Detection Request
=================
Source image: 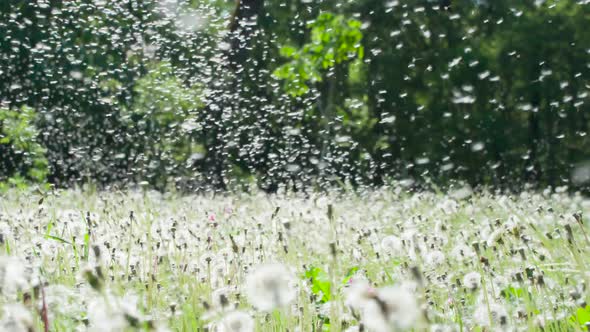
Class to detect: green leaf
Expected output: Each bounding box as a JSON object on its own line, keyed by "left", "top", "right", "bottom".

{"left": 45, "top": 220, "right": 54, "bottom": 237}
{"left": 305, "top": 267, "right": 332, "bottom": 303}
{"left": 572, "top": 306, "right": 590, "bottom": 326}
{"left": 501, "top": 286, "right": 524, "bottom": 301}
{"left": 45, "top": 235, "right": 72, "bottom": 245}
{"left": 279, "top": 46, "right": 297, "bottom": 58}
{"left": 342, "top": 266, "right": 359, "bottom": 285}
{"left": 83, "top": 233, "right": 90, "bottom": 261}
{"left": 274, "top": 12, "right": 363, "bottom": 98}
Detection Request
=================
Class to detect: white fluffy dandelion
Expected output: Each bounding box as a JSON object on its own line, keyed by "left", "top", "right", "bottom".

{"left": 245, "top": 263, "right": 296, "bottom": 311}
{"left": 0, "top": 304, "right": 34, "bottom": 332}
{"left": 344, "top": 278, "right": 374, "bottom": 312}
{"left": 450, "top": 244, "right": 475, "bottom": 262}
{"left": 217, "top": 311, "right": 254, "bottom": 332}
{"left": 473, "top": 302, "right": 509, "bottom": 327}
{"left": 0, "top": 256, "right": 28, "bottom": 293}
{"left": 87, "top": 293, "right": 143, "bottom": 332}
{"left": 362, "top": 285, "right": 419, "bottom": 332}
{"left": 425, "top": 250, "right": 446, "bottom": 267}
{"left": 462, "top": 272, "right": 482, "bottom": 291}
{"left": 380, "top": 235, "right": 404, "bottom": 255}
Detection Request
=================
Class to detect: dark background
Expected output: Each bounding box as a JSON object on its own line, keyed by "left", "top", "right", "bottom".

{"left": 1, "top": 0, "right": 589, "bottom": 192}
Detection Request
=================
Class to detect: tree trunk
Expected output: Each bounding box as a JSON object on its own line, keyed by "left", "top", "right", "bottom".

{"left": 202, "top": 0, "right": 264, "bottom": 190}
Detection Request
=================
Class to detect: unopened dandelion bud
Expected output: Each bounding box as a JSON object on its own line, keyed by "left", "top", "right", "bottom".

{"left": 574, "top": 211, "right": 583, "bottom": 224}
{"left": 330, "top": 242, "right": 337, "bottom": 257}
{"left": 83, "top": 267, "right": 103, "bottom": 291}
{"left": 219, "top": 293, "right": 229, "bottom": 308}
{"left": 124, "top": 313, "right": 140, "bottom": 327}
{"left": 472, "top": 242, "right": 480, "bottom": 254}
{"left": 564, "top": 224, "right": 574, "bottom": 244}
{"left": 229, "top": 234, "right": 239, "bottom": 254}
{"left": 202, "top": 300, "right": 210, "bottom": 311}
{"left": 92, "top": 245, "right": 101, "bottom": 259}
{"left": 411, "top": 266, "right": 424, "bottom": 286}
{"left": 22, "top": 292, "right": 32, "bottom": 306}
{"left": 282, "top": 221, "right": 291, "bottom": 230}
{"left": 479, "top": 256, "right": 489, "bottom": 267}
{"left": 570, "top": 289, "right": 581, "bottom": 300}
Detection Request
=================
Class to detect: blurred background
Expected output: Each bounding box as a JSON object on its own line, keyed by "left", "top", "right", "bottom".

{"left": 1, "top": 0, "right": 589, "bottom": 192}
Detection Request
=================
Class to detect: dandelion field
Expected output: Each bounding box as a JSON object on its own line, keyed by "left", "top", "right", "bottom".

{"left": 0, "top": 188, "right": 589, "bottom": 332}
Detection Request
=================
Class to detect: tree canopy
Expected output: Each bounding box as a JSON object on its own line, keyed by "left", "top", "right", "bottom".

{"left": 1, "top": 0, "right": 589, "bottom": 192}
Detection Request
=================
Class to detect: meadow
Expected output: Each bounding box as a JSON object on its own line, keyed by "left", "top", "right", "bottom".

{"left": 0, "top": 187, "right": 589, "bottom": 331}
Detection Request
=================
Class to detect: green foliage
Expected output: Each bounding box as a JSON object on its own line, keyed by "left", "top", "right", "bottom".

{"left": 124, "top": 61, "right": 205, "bottom": 189}
{"left": 571, "top": 306, "right": 590, "bottom": 328}
{"left": 0, "top": 106, "right": 48, "bottom": 188}
{"left": 304, "top": 266, "right": 358, "bottom": 304}
{"left": 2, "top": 0, "right": 590, "bottom": 191}
{"left": 500, "top": 286, "right": 525, "bottom": 302}
{"left": 305, "top": 267, "right": 332, "bottom": 303}
{"left": 129, "top": 62, "right": 203, "bottom": 127}
{"left": 274, "top": 12, "right": 364, "bottom": 97}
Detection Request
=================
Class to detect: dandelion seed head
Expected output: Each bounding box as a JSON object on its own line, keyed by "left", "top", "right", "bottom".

{"left": 473, "top": 302, "right": 508, "bottom": 327}
{"left": 450, "top": 243, "right": 475, "bottom": 261}
{"left": 380, "top": 235, "right": 403, "bottom": 255}
{"left": 344, "top": 277, "right": 374, "bottom": 311}
{"left": 362, "top": 285, "right": 419, "bottom": 332}
{"left": 87, "top": 293, "right": 142, "bottom": 332}
{"left": 463, "top": 272, "right": 482, "bottom": 291}
{"left": 217, "top": 311, "right": 254, "bottom": 332}
{"left": 0, "top": 256, "right": 29, "bottom": 294}
{"left": 245, "top": 263, "right": 296, "bottom": 311}
{"left": 0, "top": 304, "right": 33, "bottom": 332}
{"left": 425, "top": 250, "right": 446, "bottom": 267}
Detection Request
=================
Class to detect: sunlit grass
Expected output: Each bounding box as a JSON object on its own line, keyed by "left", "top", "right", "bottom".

{"left": 0, "top": 187, "right": 588, "bottom": 331}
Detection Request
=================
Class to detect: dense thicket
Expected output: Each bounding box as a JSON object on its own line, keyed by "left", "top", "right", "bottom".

{"left": 1, "top": 0, "right": 589, "bottom": 192}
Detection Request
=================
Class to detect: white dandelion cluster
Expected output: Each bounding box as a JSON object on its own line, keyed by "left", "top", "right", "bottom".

{"left": 0, "top": 188, "right": 585, "bottom": 331}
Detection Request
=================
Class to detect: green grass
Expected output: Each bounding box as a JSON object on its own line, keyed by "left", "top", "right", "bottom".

{"left": 0, "top": 187, "right": 588, "bottom": 331}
